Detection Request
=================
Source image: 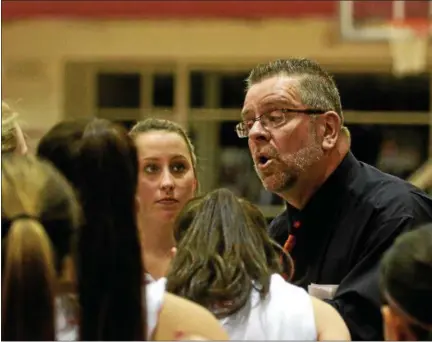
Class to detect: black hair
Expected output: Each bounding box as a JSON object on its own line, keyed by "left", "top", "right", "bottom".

{"left": 380, "top": 224, "right": 432, "bottom": 341}
{"left": 37, "top": 118, "right": 146, "bottom": 340}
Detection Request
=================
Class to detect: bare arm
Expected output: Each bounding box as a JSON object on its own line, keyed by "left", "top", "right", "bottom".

{"left": 153, "top": 293, "right": 229, "bottom": 341}
{"left": 311, "top": 296, "right": 351, "bottom": 341}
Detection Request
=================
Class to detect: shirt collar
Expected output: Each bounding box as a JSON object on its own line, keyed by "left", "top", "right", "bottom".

{"left": 286, "top": 151, "right": 359, "bottom": 221}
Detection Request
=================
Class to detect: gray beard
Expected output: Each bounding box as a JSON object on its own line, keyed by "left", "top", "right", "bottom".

{"left": 254, "top": 140, "right": 324, "bottom": 194}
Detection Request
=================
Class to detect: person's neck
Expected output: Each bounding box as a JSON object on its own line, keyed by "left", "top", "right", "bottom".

{"left": 138, "top": 217, "right": 176, "bottom": 256}
{"left": 280, "top": 139, "right": 349, "bottom": 210}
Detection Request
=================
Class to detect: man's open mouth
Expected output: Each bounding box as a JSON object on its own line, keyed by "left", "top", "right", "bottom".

{"left": 257, "top": 154, "right": 273, "bottom": 168}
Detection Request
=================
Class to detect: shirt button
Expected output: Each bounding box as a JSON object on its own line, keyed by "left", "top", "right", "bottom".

{"left": 293, "top": 220, "right": 301, "bottom": 229}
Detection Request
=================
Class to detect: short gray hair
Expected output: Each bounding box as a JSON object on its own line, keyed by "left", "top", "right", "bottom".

{"left": 246, "top": 58, "right": 343, "bottom": 121}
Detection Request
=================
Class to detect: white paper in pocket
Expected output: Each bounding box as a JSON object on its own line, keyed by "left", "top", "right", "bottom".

{"left": 308, "top": 283, "right": 339, "bottom": 300}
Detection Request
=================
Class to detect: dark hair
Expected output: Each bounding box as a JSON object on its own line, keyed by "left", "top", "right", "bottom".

{"left": 36, "top": 119, "right": 91, "bottom": 184}
{"left": 37, "top": 118, "right": 146, "bottom": 340}
{"left": 166, "top": 188, "right": 292, "bottom": 318}
{"left": 380, "top": 224, "right": 432, "bottom": 341}
{"left": 129, "top": 118, "right": 198, "bottom": 179}
{"left": 1, "top": 154, "right": 80, "bottom": 340}
{"left": 246, "top": 58, "right": 343, "bottom": 120}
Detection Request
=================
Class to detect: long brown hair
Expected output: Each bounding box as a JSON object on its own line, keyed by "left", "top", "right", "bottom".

{"left": 37, "top": 118, "right": 146, "bottom": 340}
{"left": 238, "top": 198, "right": 294, "bottom": 280}
{"left": 173, "top": 196, "right": 204, "bottom": 242}
{"left": 166, "top": 188, "right": 293, "bottom": 318}
{"left": 1, "top": 154, "right": 80, "bottom": 340}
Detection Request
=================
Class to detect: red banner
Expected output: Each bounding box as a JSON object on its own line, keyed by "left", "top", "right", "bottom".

{"left": 2, "top": 1, "right": 337, "bottom": 21}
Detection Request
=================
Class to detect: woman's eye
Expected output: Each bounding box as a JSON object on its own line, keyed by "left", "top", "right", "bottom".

{"left": 144, "top": 164, "right": 159, "bottom": 174}
{"left": 171, "top": 163, "right": 186, "bottom": 173}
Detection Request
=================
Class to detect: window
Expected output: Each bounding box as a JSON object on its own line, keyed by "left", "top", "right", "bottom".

{"left": 348, "top": 124, "right": 429, "bottom": 179}
{"left": 218, "top": 121, "right": 283, "bottom": 205}
{"left": 219, "top": 121, "right": 248, "bottom": 149}
{"left": 348, "top": 124, "right": 383, "bottom": 165}
{"left": 190, "top": 72, "right": 205, "bottom": 108}
{"left": 334, "top": 73, "right": 430, "bottom": 111}
{"left": 219, "top": 73, "right": 249, "bottom": 108}
{"left": 115, "top": 120, "right": 137, "bottom": 131}
{"left": 153, "top": 74, "right": 174, "bottom": 107}
{"left": 187, "top": 126, "right": 198, "bottom": 148}
{"left": 97, "top": 73, "right": 141, "bottom": 108}
{"left": 375, "top": 125, "right": 429, "bottom": 179}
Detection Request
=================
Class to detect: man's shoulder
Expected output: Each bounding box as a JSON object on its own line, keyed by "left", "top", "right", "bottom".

{"left": 268, "top": 209, "right": 289, "bottom": 239}
{"left": 352, "top": 161, "right": 432, "bottom": 218}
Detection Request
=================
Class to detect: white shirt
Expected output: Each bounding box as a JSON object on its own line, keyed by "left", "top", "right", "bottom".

{"left": 219, "top": 274, "right": 317, "bottom": 340}
{"left": 145, "top": 276, "right": 167, "bottom": 336}
{"left": 55, "top": 296, "right": 78, "bottom": 341}
{"left": 56, "top": 276, "right": 167, "bottom": 340}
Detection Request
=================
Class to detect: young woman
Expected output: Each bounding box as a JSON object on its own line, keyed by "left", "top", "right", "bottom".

{"left": 130, "top": 119, "right": 198, "bottom": 280}
{"left": 168, "top": 188, "right": 350, "bottom": 340}
{"left": 2, "top": 154, "right": 80, "bottom": 340}
{"left": 38, "top": 118, "right": 228, "bottom": 341}
{"left": 380, "top": 224, "right": 432, "bottom": 341}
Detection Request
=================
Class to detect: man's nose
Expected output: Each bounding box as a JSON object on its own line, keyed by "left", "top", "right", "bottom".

{"left": 248, "top": 119, "right": 270, "bottom": 142}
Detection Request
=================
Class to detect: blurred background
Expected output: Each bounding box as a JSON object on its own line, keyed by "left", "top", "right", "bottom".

{"left": 2, "top": 0, "right": 432, "bottom": 219}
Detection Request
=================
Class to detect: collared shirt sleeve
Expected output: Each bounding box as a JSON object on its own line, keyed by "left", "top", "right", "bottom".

{"left": 325, "top": 215, "right": 414, "bottom": 340}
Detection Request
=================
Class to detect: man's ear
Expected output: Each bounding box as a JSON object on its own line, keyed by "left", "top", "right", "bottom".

{"left": 320, "top": 111, "right": 341, "bottom": 151}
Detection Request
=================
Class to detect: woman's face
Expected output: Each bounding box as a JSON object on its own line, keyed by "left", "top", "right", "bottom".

{"left": 135, "top": 130, "right": 196, "bottom": 224}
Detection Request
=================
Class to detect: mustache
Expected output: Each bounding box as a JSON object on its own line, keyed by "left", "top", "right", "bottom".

{"left": 254, "top": 146, "right": 279, "bottom": 159}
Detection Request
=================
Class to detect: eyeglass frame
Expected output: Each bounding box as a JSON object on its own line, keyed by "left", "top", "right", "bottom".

{"left": 235, "top": 107, "right": 328, "bottom": 138}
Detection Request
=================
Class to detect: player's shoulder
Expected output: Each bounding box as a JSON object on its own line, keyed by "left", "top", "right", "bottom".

{"left": 160, "top": 293, "right": 229, "bottom": 340}
{"left": 268, "top": 208, "right": 290, "bottom": 238}
{"left": 265, "top": 274, "right": 317, "bottom": 340}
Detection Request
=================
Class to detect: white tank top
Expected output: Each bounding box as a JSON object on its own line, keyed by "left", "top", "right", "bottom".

{"left": 145, "top": 276, "right": 167, "bottom": 336}
{"left": 219, "top": 274, "right": 317, "bottom": 340}
{"left": 56, "top": 276, "right": 167, "bottom": 340}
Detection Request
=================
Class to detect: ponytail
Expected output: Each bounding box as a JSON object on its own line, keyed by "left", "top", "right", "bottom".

{"left": 1, "top": 154, "right": 80, "bottom": 341}
{"left": 37, "top": 119, "right": 145, "bottom": 340}
{"left": 2, "top": 218, "right": 56, "bottom": 340}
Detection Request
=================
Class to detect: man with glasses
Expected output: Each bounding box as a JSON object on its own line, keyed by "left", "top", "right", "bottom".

{"left": 238, "top": 58, "right": 432, "bottom": 341}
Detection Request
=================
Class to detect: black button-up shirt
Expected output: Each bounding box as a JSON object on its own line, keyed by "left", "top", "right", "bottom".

{"left": 269, "top": 152, "right": 432, "bottom": 340}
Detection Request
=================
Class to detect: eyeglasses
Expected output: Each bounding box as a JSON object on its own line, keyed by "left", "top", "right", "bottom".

{"left": 235, "top": 108, "right": 327, "bottom": 138}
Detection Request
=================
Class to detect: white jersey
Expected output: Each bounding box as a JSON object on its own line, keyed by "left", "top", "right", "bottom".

{"left": 56, "top": 276, "right": 167, "bottom": 340}
{"left": 145, "top": 276, "right": 167, "bottom": 336}
{"left": 55, "top": 296, "right": 78, "bottom": 341}
{"left": 219, "top": 274, "right": 317, "bottom": 340}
